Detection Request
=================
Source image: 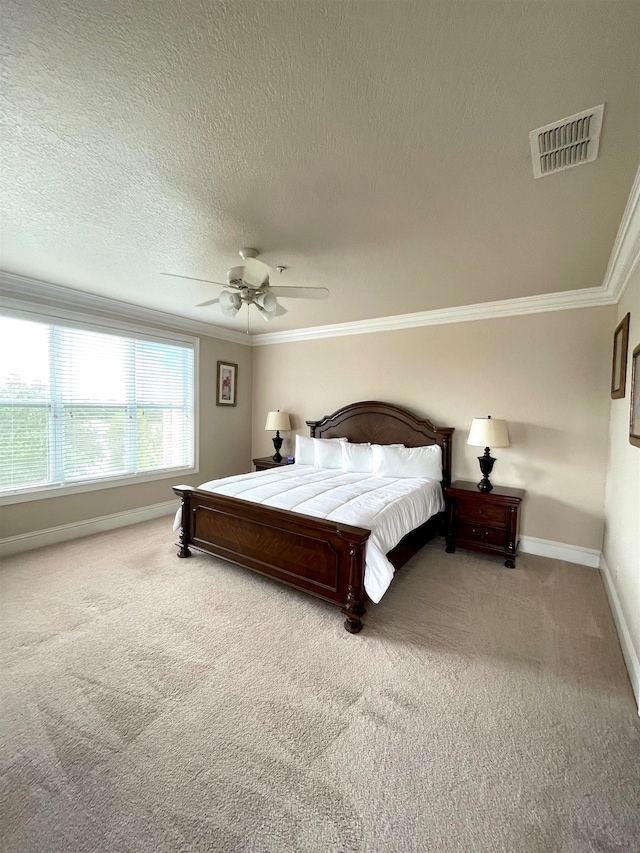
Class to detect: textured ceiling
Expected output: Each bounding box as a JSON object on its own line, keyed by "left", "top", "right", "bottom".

{"left": 2, "top": 0, "right": 639, "bottom": 334}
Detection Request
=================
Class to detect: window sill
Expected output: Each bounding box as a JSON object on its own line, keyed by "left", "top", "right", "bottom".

{"left": 0, "top": 466, "right": 199, "bottom": 506}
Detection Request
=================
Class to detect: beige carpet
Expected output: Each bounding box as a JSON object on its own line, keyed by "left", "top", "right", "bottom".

{"left": 1, "top": 518, "right": 638, "bottom": 853}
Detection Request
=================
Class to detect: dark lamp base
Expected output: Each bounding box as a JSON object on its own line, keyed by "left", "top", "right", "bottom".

{"left": 271, "top": 431, "right": 284, "bottom": 463}
{"left": 477, "top": 447, "right": 496, "bottom": 492}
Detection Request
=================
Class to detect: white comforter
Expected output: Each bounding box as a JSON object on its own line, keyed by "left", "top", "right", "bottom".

{"left": 174, "top": 465, "right": 444, "bottom": 603}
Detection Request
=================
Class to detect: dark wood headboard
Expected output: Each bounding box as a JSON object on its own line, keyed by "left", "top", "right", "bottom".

{"left": 306, "top": 400, "right": 454, "bottom": 487}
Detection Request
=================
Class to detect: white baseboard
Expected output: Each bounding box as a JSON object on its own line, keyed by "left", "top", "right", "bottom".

{"left": 599, "top": 555, "right": 640, "bottom": 715}
{"left": 519, "top": 535, "right": 601, "bottom": 568}
{"left": 0, "top": 500, "right": 178, "bottom": 558}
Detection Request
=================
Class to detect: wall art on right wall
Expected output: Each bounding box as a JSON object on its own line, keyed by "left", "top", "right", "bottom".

{"left": 611, "top": 312, "right": 630, "bottom": 399}
{"left": 630, "top": 343, "right": 640, "bottom": 447}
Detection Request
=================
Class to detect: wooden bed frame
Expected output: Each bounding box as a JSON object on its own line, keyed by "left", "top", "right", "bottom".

{"left": 173, "top": 401, "right": 454, "bottom": 633}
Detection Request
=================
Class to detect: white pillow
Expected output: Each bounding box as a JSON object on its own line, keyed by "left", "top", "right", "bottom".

{"left": 295, "top": 435, "right": 347, "bottom": 466}
{"left": 371, "top": 444, "right": 443, "bottom": 480}
{"left": 313, "top": 437, "right": 348, "bottom": 468}
{"left": 341, "top": 443, "right": 406, "bottom": 474}
{"left": 341, "top": 442, "right": 374, "bottom": 473}
{"left": 294, "top": 434, "right": 316, "bottom": 465}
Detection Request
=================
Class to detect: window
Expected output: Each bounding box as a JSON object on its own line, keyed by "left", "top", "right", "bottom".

{"left": 0, "top": 314, "right": 196, "bottom": 500}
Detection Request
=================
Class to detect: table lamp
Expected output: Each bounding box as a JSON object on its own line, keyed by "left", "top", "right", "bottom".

{"left": 467, "top": 416, "right": 509, "bottom": 492}
{"left": 265, "top": 410, "right": 291, "bottom": 462}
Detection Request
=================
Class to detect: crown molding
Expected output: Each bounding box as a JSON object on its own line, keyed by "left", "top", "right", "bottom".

{"left": 2, "top": 268, "right": 616, "bottom": 350}
{"left": 601, "top": 162, "right": 640, "bottom": 303}
{"left": 0, "top": 271, "right": 251, "bottom": 346}
{"left": 252, "top": 285, "right": 615, "bottom": 345}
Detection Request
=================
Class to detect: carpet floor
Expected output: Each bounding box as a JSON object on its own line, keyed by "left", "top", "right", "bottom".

{"left": 1, "top": 518, "right": 638, "bottom": 853}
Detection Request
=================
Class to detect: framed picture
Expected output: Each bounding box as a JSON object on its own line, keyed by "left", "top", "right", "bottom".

{"left": 630, "top": 344, "right": 640, "bottom": 447}
{"left": 216, "top": 361, "right": 238, "bottom": 407}
{"left": 611, "top": 313, "right": 630, "bottom": 399}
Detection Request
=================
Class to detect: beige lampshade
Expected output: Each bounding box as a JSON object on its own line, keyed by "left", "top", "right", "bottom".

{"left": 265, "top": 410, "right": 291, "bottom": 431}
{"left": 467, "top": 417, "right": 509, "bottom": 448}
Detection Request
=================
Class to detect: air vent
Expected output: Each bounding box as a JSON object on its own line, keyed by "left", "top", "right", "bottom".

{"left": 529, "top": 104, "right": 604, "bottom": 179}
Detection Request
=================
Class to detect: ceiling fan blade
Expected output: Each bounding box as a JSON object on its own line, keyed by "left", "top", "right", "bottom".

{"left": 241, "top": 257, "right": 272, "bottom": 288}
{"left": 195, "top": 297, "right": 220, "bottom": 307}
{"left": 161, "top": 273, "right": 226, "bottom": 287}
{"left": 267, "top": 286, "right": 329, "bottom": 300}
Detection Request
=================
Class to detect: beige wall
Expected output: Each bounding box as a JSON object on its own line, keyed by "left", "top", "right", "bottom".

{"left": 603, "top": 268, "right": 640, "bottom": 681}
{"left": 252, "top": 306, "right": 614, "bottom": 550}
{"left": 1, "top": 333, "right": 253, "bottom": 539}
{"left": 1, "top": 299, "right": 621, "bottom": 557}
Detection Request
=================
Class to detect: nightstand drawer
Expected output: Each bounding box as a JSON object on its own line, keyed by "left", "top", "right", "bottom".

{"left": 445, "top": 480, "right": 524, "bottom": 568}
{"left": 457, "top": 522, "right": 506, "bottom": 549}
{"left": 456, "top": 499, "right": 507, "bottom": 527}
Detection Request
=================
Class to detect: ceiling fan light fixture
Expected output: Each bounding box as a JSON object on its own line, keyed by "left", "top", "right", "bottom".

{"left": 219, "top": 290, "right": 241, "bottom": 318}
{"left": 255, "top": 303, "right": 276, "bottom": 322}
{"left": 220, "top": 304, "right": 241, "bottom": 319}
{"left": 219, "top": 290, "right": 240, "bottom": 308}
{"left": 255, "top": 291, "right": 277, "bottom": 312}
{"left": 220, "top": 304, "right": 240, "bottom": 319}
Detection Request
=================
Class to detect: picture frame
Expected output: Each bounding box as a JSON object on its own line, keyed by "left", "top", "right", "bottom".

{"left": 630, "top": 344, "right": 640, "bottom": 448}
{"left": 216, "top": 361, "right": 238, "bottom": 407}
{"left": 611, "top": 313, "right": 630, "bottom": 399}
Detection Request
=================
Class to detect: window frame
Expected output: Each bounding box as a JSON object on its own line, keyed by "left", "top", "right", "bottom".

{"left": 0, "top": 302, "right": 199, "bottom": 505}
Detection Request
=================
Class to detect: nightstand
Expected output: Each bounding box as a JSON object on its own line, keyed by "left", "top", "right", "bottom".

{"left": 444, "top": 480, "right": 524, "bottom": 568}
{"left": 252, "top": 456, "right": 295, "bottom": 471}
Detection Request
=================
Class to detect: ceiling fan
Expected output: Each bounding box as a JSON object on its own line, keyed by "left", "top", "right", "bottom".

{"left": 161, "top": 248, "right": 329, "bottom": 322}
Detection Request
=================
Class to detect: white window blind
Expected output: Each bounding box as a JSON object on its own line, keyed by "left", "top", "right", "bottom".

{"left": 0, "top": 315, "right": 195, "bottom": 496}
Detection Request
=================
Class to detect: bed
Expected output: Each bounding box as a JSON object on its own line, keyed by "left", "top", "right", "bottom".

{"left": 173, "top": 401, "right": 454, "bottom": 632}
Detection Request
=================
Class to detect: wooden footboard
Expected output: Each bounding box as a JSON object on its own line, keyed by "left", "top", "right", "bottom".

{"left": 173, "top": 485, "right": 371, "bottom": 633}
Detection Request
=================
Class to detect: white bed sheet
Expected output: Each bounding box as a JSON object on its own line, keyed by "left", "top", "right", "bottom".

{"left": 173, "top": 464, "right": 444, "bottom": 603}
